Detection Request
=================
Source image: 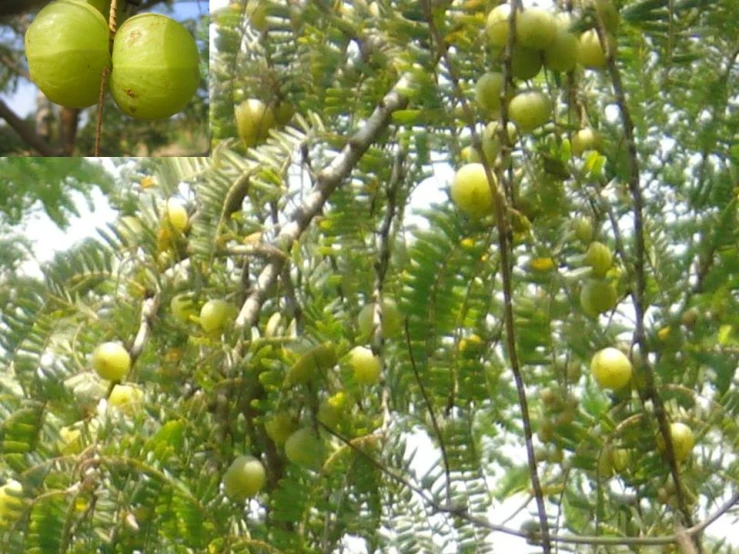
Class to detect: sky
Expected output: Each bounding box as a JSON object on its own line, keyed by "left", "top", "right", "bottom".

{"left": 0, "top": 0, "right": 209, "bottom": 119}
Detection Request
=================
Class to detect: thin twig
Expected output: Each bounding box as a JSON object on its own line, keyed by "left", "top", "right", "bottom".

{"left": 0, "top": 99, "right": 60, "bottom": 156}
{"left": 595, "top": 14, "right": 699, "bottom": 550}
{"left": 419, "top": 0, "right": 552, "bottom": 550}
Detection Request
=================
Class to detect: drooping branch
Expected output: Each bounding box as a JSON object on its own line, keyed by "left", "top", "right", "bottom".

{"left": 233, "top": 73, "right": 411, "bottom": 331}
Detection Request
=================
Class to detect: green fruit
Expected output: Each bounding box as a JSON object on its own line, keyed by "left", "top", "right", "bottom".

{"left": 591, "top": 347, "right": 632, "bottom": 390}
{"left": 510, "top": 47, "right": 542, "bottom": 80}
{"left": 451, "top": 163, "right": 496, "bottom": 218}
{"left": 110, "top": 13, "right": 200, "bottom": 120}
{"left": 357, "top": 298, "right": 402, "bottom": 338}
{"left": 485, "top": 4, "right": 511, "bottom": 48}
{"left": 285, "top": 342, "right": 337, "bottom": 386}
{"left": 573, "top": 217, "right": 594, "bottom": 243}
{"left": 223, "top": 455, "right": 266, "bottom": 500}
{"left": 91, "top": 342, "right": 131, "bottom": 381}
{"left": 543, "top": 13, "right": 579, "bottom": 72}
{"left": 265, "top": 413, "right": 296, "bottom": 445}
{"left": 584, "top": 241, "right": 613, "bottom": 277}
{"left": 25, "top": 0, "right": 111, "bottom": 108}
{"left": 515, "top": 7, "right": 557, "bottom": 49}
{"left": 474, "top": 71, "right": 504, "bottom": 113}
{"left": 657, "top": 422, "right": 695, "bottom": 462}
{"left": 348, "top": 346, "right": 382, "bottom": 385}
{"left": 598, "top": 445, "right": 630, "bottom": 477}
{"left": 235, "top": 98, "right": 276, "bottom": 148}
{"left": 165, "top": 199, "right": 188, "bottom": 232}
{"left": 199, "top": 299, "right": 237, "bottom": 334}
{"left": 571, "top": 128, "right": 603, "bottom": 156}
{"left": 577, "top": 30, "right": 616, "bottom": 69}
{"left": 588, "top": 0, "right": 619, "bottom": 34}
{"left": 317, "top": 392, "right": 347, "bottom": 428}
{"left": 508, "top": 90, "right": 552, "bottom": 133}
{"left": 284, "top": 428, "right": 324, "bottom": 469}
{"left": 108, "top": 384, "right": 143, "bottom": 414}
{"left": 580, "top": 279, "right": 618, "bottom": 317}
{"left": 171, "top": 294, "right": 197, "bottom": 323}
{"left": 460, "top": 146, "right": 481, "bottom": 164}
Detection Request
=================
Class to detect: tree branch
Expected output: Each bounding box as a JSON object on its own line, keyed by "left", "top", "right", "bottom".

{"left": 233, "top": 73, "right": 411, "bottom": 331}
{"left": 0, "top": 98, "right": 61, "bottom": 156}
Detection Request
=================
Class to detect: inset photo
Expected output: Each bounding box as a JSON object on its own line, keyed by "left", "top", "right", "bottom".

{"left": 0, "top": 0, "right": 208, "bottom": 156}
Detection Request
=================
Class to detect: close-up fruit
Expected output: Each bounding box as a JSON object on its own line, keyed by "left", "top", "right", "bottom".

{"left": 24, "top": 0, "right": 111, "bottom": 108}
{"left": 450, "top": 163, "right": 496, "bottom": 218}
{"left": 199, "top": 299, "right": 237, "bottom": 334}
{"left": 515, "top": 7, "right": 557, "bottom": 49}
{"left": 577, "top": 30, "right": 616, "bottom": 69}
{"left": 164, "top": 199, "right": 188, "bottom": 232}
{"left": 571, "top": 128, "right": 603, "bottom": 156}
{"left": 543, "top": 13, "right": 579, "bottom": 72}
{"left": 110, "top": 13, "right": 200, "bottom": 120}
{"left": 657, "top": 422, "right": 695, "bottom": 462}
{"left": 357, "top": 298, "right": 402, "bottom": 338}
{"left": 508, "top": 90, "right": 552, "bottom": 133}
{"left": 348, "top": 346, "right": 382, "bottom": 385}
{"left": 91, "top": 341, "right": 131, "bottom": 381}
{"left": 235, "top": 98, "right": 276, "bottom": 148}
{"left": 474, "top": 71, "right": 504, "bottom": 113}
{"left": 580, "top": 278, "right": 618, "bottom": 317}
{"left": 284, "top": 427, "right": 325, "bottom": 469}
{"left": 222, "top": 455, "right": 266, "bottom": 500}
{"left": 584, "top": 241, "right": 613, "bottom": 277}
{"left": 591, "top": 346, "right": 632, "bottom": 390}
{"left": 285, "top": 342, "right": 338, "bottom": 386}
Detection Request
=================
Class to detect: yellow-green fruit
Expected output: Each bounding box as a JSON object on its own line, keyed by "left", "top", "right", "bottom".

{"left": 657, "top": 422, "right": 695, "bottom": 462}
{"left": 235, "top": 98, "right": 276, "bottom": 148}
{"left": 285, "top": 342, "right": 337, "bottom": 386}
{"left": 274, "top": 102, "right": 295, "bottom": 125}
{"left": 451, "top": 163, "right": 496, "bottom": 218}
{"left": 591, "top": 347, "right": 632, "bottom": 390}
{"left": 25, "top": 0, "right": 111, "bottom": 108}
{"left": 110, "top": 14, "right": 200, "bottom": 120}
{"left": 573, "top": 217, "right": 594, "bottom": 243}
{"left": 222, "top": 455, "right": 266, "bottom": 500}
{"left": 171, "top": 294, "right": 197, "bottom": 323}
{"left": 460, "top": 146, "right": 482, "bottom": 164}
{"left": 91, "top": 342, "right": 131, "bottom": 381}
{"left": 318, "top": 392, "right": 347, "bottom": 428}
{"left": 165, "top": 199, "right": 188, "bottom": 232}
{"left": 580, "top": 279, "right": 618, "bottom": 317}
{"left": 571, "top": 128, "right": 603, "bottom": 156}
{"left": 543, "top": 13, "right": 578, "bottom": 72}
{"left": 508, "top": 90, "right": 552, "bottom": 133}
{"left": 358, "top": 298, "right": 402, "bottom": 338}
{"left": 199, "top": 299, "right": 237, "bottom": 334}
{"left": 485, "top": 4, "right": 511, "bottom": 48}
{"left": 584, "top": 241, "right": 613, "bottom": 277}
{"left": 265, "top": 413, "right": 296, "bottom": 445}
{"left": 588, "top": 0, "right": 619, "bottom": 34}
{"left": 475, "top": 71, "right": 504, "bottom": 113}
{"left": 108, "top": 384, "right": 143, "bottom": 414}
{"left": 510, "top": 47, "right": 542, "bottom": 80}
{"left": 284, "top": 428, "right": 324, "bottom": 469}
{"left": 0, "top": 480, "right": 24, "bottom": 523}
{"left": 577, "top": 30, "right": 616, "bottom": 69}
{"left": 598, "top": 445, "right": 630, "bottom": 476}
{"left": 515, "top": 7, "right": 557, "bottom": 49}
{"left": 348, "top": 346, "right": 382, "bottom": 385}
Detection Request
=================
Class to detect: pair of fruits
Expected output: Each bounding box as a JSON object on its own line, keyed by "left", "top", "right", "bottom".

{"left": 25, "top": 0, "right": 200, "bottom": 119}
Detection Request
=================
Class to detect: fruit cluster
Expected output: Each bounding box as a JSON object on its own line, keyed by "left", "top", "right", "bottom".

{"left": 24, "top": 0, "right": 200, "bottom": 119}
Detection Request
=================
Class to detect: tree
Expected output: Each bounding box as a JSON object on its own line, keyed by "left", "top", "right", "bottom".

{"left": 0, "top": 0, "right": 208, "bottom": 157}
{"left": 1, "top": 0, "right": 738, "bottom": 552}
